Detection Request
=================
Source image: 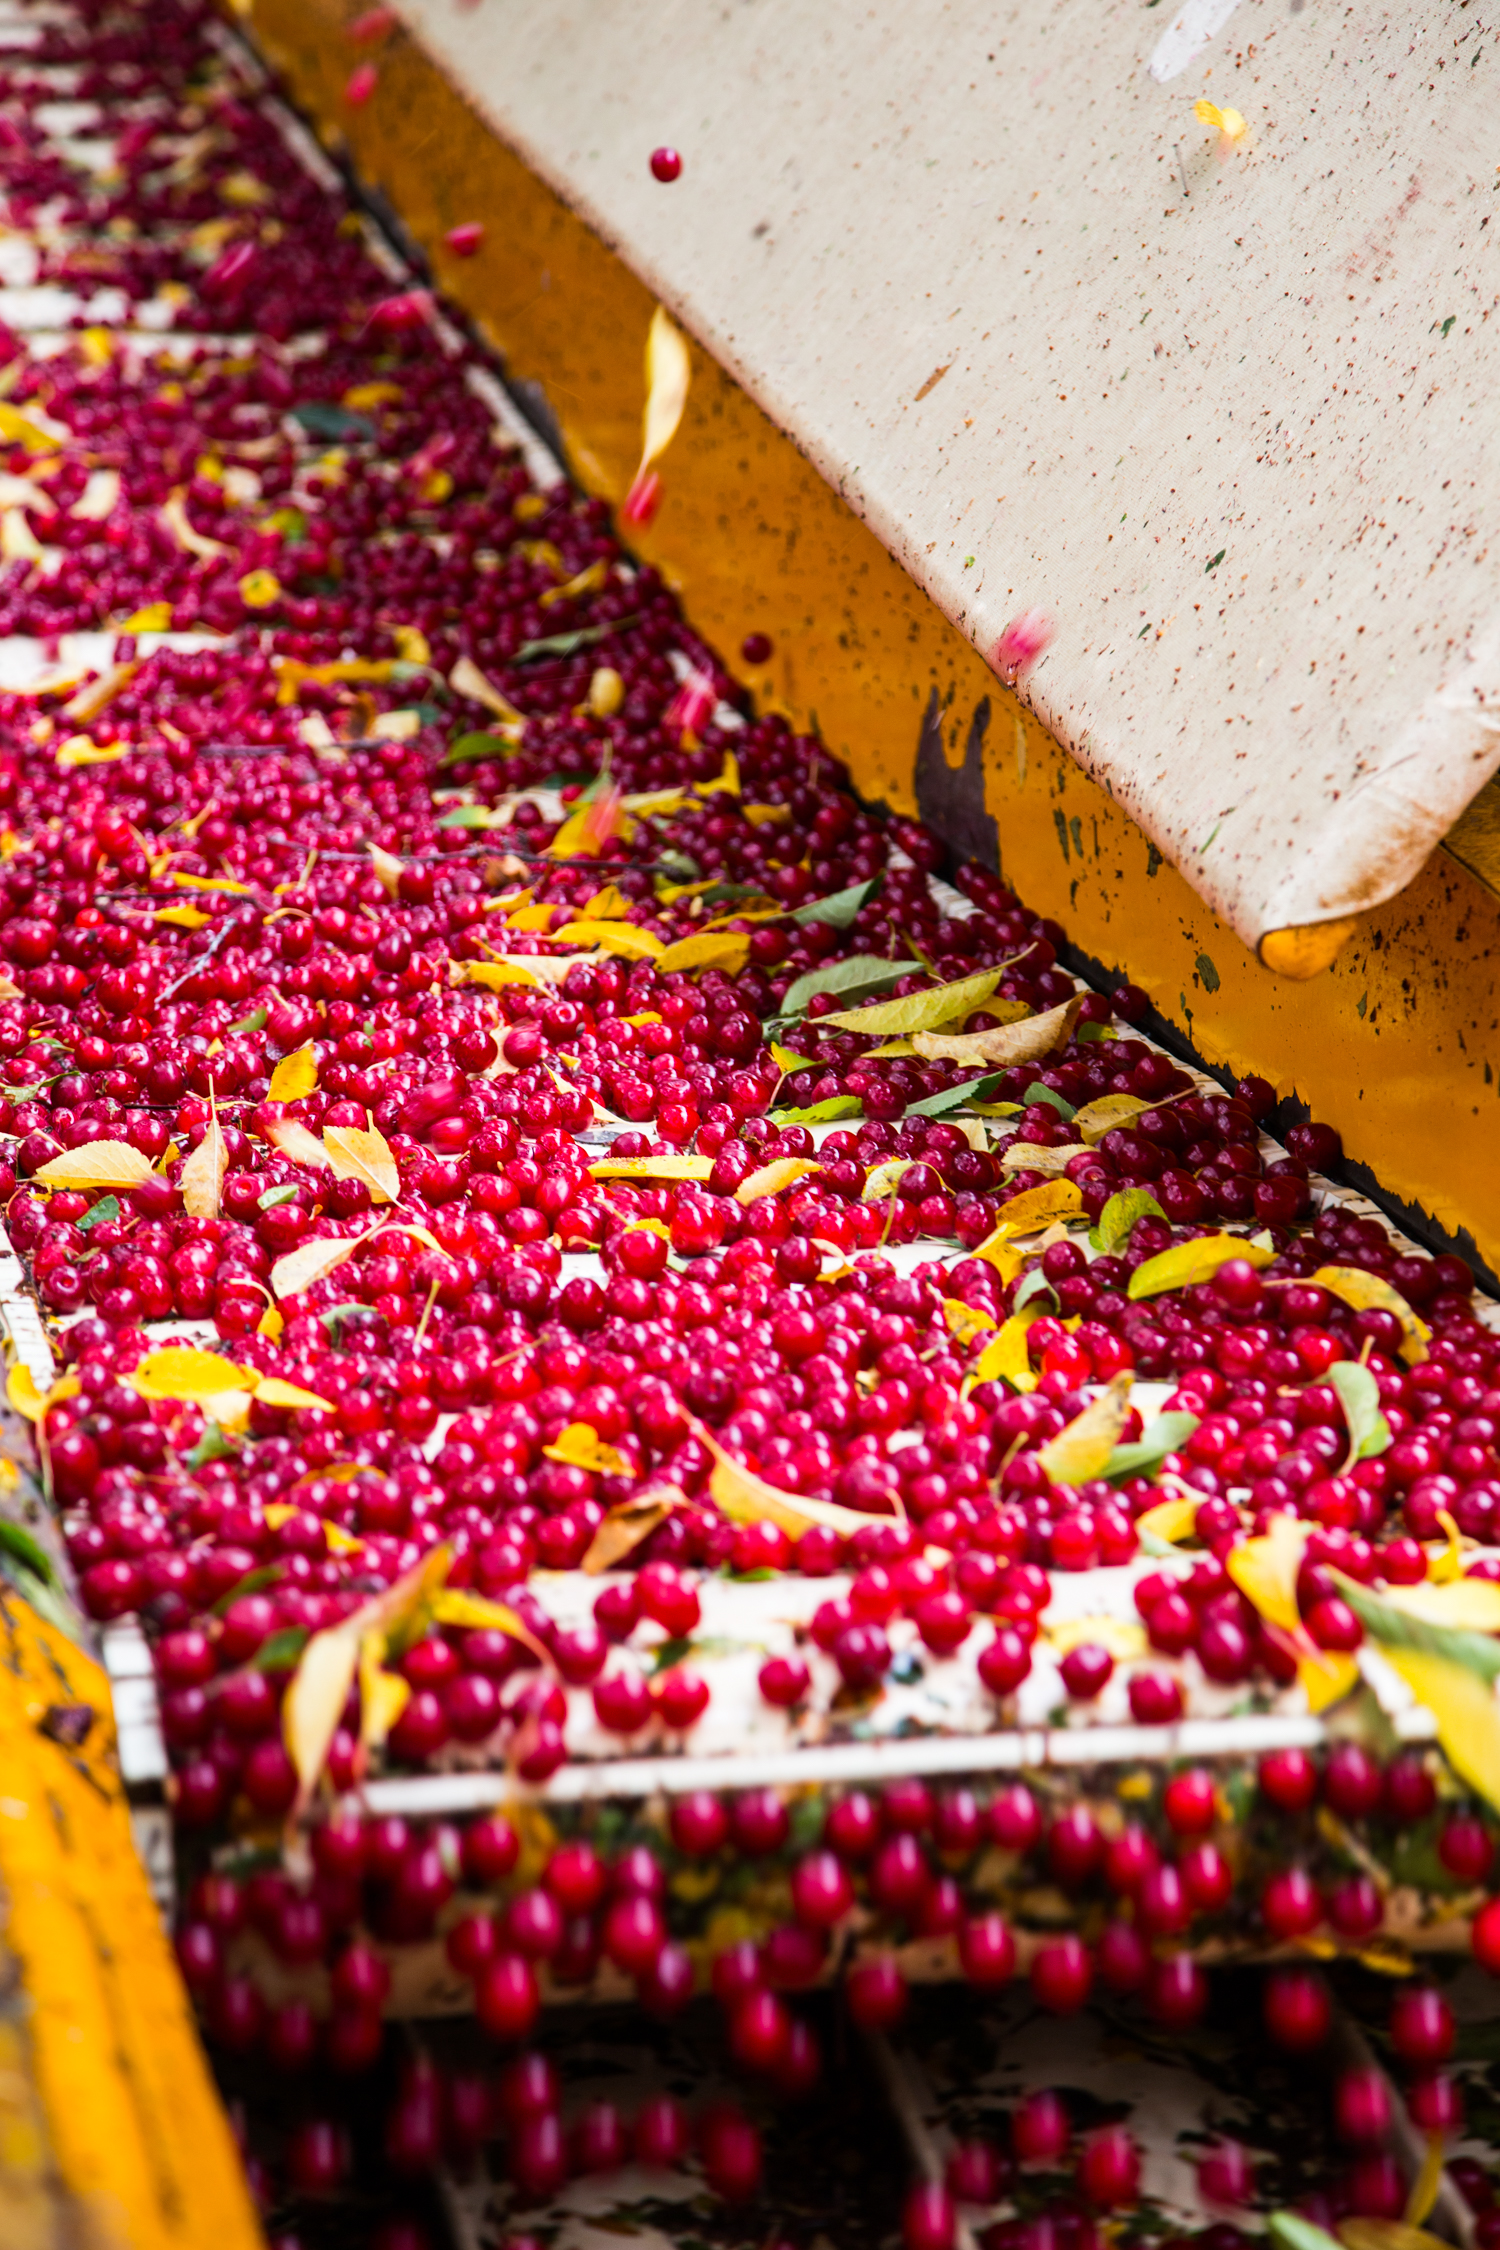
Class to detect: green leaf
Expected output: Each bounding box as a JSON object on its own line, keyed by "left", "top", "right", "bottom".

{"left": 904, "top": 1073, "right": 1004, "bottom": 1118}
{"left": 186, "top": 1421, "right": 239, "bottom": 1469}
{"left": 771, "top": 1095, "right": 864, "bottom": 1125}
{"left": 1269, "top": 2213, "right": 1342, "bottom": 2250}
{"left": 290, "top": 401, "right": 374, "bottom": 441}
{"left": 439, "top": 732, "right": 517, "bottom": 769}
{"left": 514, "top": 615, "right": 640, "bottom": 663}
{"left": 818, "top": 964, "right": 1007, "bottom": 1038}
{"left": 1076, "top": 1021, "right": 1113, "bottom": 1044}
{"left": 1332, "top": 1573, "right": 1500, "bottom": 1683}
{"left": 258, "top": 1183, "right": 301, "bottom": 1210}
{"left": 1013, "top": 1269, "right": 1059, "bottom": 1314}
{"left": 248, "top": 1626, "right": 310, "bottom": 1672}
{"left": 76, "top": 1194, "right": 120, "bottom": 1233}
{"left": 1327, "top": 1359, "right": 1391, "bottom": 1460}
{"left": 209, "top": 1563, "right": 282, "bottom": 1616}
{"left": 0, "top": 1519, "right": 56, "bottom": 1584}
{"left": 790, "top": 877, "right": 881, "bottom": 930}
{"left": 781, "top": 956, "right": 922, "bottom": 1019}
{"left": 435, "top": 803, "right": 506, "bottom": 829}
{"left": 1091, "top": 1188, "right": 1168, "bottom": 1254}
{"left": 1104, "top": 1411, "right": 1200, "bottom": 1483}
{"left": 1022, "top": 1082, "right": 1076, "bottom": 1120}
{"left": 227, "top": 1005, "right": 268, "bottom": 1035}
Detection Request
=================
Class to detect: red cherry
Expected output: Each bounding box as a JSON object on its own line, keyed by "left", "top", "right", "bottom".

{"left": 649, "top": 146, "right": 683, "bottom": 183}
{"left": 903, "top": 2182, "right": 957, "bottom": 2250}
{"left": 1030, "top": 1934, "right": 1092, "bottom": 2013}
{"left": 1389, "top": 1985, "right": 1455, "bottom": 2067}
{"left": 1013, "top": 2089, "right": 1070, "bottom": 2165}
{"left": 1263, "top": 1966, "right": 1331, "bottom": 2051}
{"left": 1078, "top": 2124, "right": 1141, "bottom": 2207}
{"left": 846, "top": 1954, "right": 909, "bottom": 2030}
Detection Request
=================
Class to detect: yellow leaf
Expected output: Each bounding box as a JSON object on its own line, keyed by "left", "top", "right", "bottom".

{"left": 180, "top": 1115, "right": 227, "bottom": 1220}
{"left": 588, "top": 665, "right": 625, "bottom": 717}
{"left": 1045, "top": 1615, "right": 1149, "bottom": 1660}
{"left": 691, "top": 1419, "right": 879, "bottom": 1542}
{"left": 656, "top": 931, "right": 752, "bottom": 976}
{"left": 972, "top": 1309, "right": 1041, "bottom": 1391}
{"left": 1127, "top": 1234, "right": 1275, "bottom": 1300}
{"left": 549, "top": 789, "right": 633, "bottom": 859}
{"left": 343, "top": 380, "right": 403, "bottom": 410}
{"left": 583, "top": 882, "right": 632, "bottom": 920}
{"left": 582, "top": 1487, "right": 682, "bottom": 1573}
{"left": 356, "top": 1629, "right": 407, "bottom": 1756}
{"left": 449, "top": 654, "right": 526, "bottom": 731}
{"left": 1382, "top": 1648, "right": 1500, "bottom": 1812}
{"left": 34, "top": 1141, "right": 153, "bottom": 1191}
{"left": 1135, "top": 1494, "right": 1201, "bottom": 1544}
{"left": 1313, "top": 1265, "right": 1430, "bottom": 1365}
{"left": 238, "top": 568, "right": 281, "bottom": 609}
{"left": 737, "top": 1157, "right": 823, "bottom": 1204}
{"left": 285, "top": 1621, "right": 363, "bottom": 1802}
{"left": 271, "top": 1231, "right": 367, "bottom": 1300}
{"left": 452, "top": 958, "right": 542, "bottom": 990}
{"left": 999, "top": 1141, "right": 1077, "bottom": 1179}
{"left": 131, "top": 1346, "right": 256, "bottom": 1402}
{"left": 323, "top": 1124, "right": 400, "bottom": 1205}
{"left": 116, "top": 600, "right": 173, "bottom": 633}
{"left": 590, "top": 1153, "right": 714, "bottom": 1181}
{"left": 1195, "top": 98, "right": 1248, "bottom": 144}
{"left": 54, "top": 735, "right": 128, "bottom": 769}
{"left": 1226, "top": 1513, "right": 1311, "bottom": 1637}
{"left": 943, "top": 1297, "right": 998, "bottom": 1344}
{"left": 544, "top": 1421, "right": 629, "bottom": 1476}
{"left": 974, "top": 1233, "right": 1026, "bottom": 1285}
{"left": 912, "top": 993, "right": 1085, "bottom": 1066}
{"left": 1406, "top": 2137, "right": 1446, "bottom": 2232}
{"left": 1073, "top": 1092, "right": 1165, "bottom": 1144}
{"left": 264, "top": 1115, "right": 330, "bottom": 1170}
{"left": 819, "top": 966, "right": 1005, "bottom": 1039}
{"left": 160, "top": 491, "right": 230, "bottom": 560}
{"left": 985, "top": 1181, "right": 1084, "bottom": 1238}
{"left": 258, "top": 1305, "right": 285, "bottom": 1343}
{"left": 171, "top": 873, "right": 253, "bottom": 895}
{"left": 431, "top": 1588, "right": 555, "bottom": 1665}
{"left": 6, "top": 1366, "right": 79, "bottom": 1423}
{"left": 253, "top": 1375, "right": 335, "bottom": 1413}
{"left": 392, "top": 624, "right": 431, "bottom": 666}
{"left": 863, "top": 1038, "right": 920, "bottom": 1058}
{"left": 61, "top": 660, "right": 138, "bottom": 723}
{"left": 268, "top": 1044, "right": 318, "bottom": 1103}
{"left": 540, "top": 557, "right": 609, "bottom": 608}
{"left": 554, "top": 919, "right": 664, "bottom": 959}
{"left": 1341, "top": 2224, "right": 1449, "bottom": 2250}
{"left": 507, "top": 902, "right": 558, "bottom": 932}
{"left": 0, "top": 402, "right": 62, "bottom": 453}
{"left": 1035, "top": 1372, "right": 1133, "bottom": 1484}
{"left": 1300, "top": 1649, "right": 1361, "bottom": 1714}
{"left": 369, "top": 842, "right": 403, "bottom": 898}
{"left": 636, "top": 304, "right": 692, "bottom": 483}
{"left": 1378, "top": 1578, "right": 1500, "bottom": 1631}
{"left": 153, "top": 904, "right": 211, "bottom": 929}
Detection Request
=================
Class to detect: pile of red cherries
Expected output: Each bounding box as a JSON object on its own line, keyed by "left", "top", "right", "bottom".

{"left": 2, "top": 4, "right": 1499, "bottom": 2242}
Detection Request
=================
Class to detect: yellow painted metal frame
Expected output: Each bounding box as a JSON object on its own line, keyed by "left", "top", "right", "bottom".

{"left": 0, "top": 1591, "right": 262, "bottom": 2249}
{"left": 238, "top": 0, "right": 1500, "bottom": 1277}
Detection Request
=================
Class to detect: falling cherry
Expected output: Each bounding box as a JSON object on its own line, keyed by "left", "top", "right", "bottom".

{"left": 650, "top": 147, "right": 683, "bottom": 183}
{"left": 741, "top": 631, "right": 772, "bottom": 664}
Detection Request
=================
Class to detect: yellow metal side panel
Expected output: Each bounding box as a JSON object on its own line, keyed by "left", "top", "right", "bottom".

{"left": 0, "top": 1594, "right": 262, "bottom": 2250}
{"left": 237, "top": 0, "right": 1500, "bottom": 1276}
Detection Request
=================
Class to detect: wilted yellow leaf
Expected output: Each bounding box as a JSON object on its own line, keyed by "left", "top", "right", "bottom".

{"left": 369, "top": 842, "right": 403, "bottom": 898}
{"left": 999, "top": 1142, "right": 1077, "bottom": 1178}
{"left": 6, "top": 1366, "right": 79, "bottom": 1422}
{"left": 452, "top": 958, "right": 543, "bottom": 990}
{"left": 117, "top": 600, "right": 173, "bottom": 633}
{"left": 359, "top": 1638, "right": 410, "bottom": 1755}
{"left": 1226, "top": 1513, "right": 1310, "bottom": 1638}
{"left": 590, "top": 1153, "right": 714, "bottom": 1181}
{"left": 656, "top": 931, "right": 751, "bottom": 976}
{"left": 1045, "top": 1615, "right": 1149, "bottom": 1660}
{"left": 449, "top": 654, "right": 526, "bottom": 731}
{"left": 62, "top": 661, "right": 138, "bottom": 724}
{"left": 1035, "top": 1373, "right": 1133, "bottom": 1484}
{"left": 637, "top": 305, "right": 692, "bottom": 484}
{"left": 582, "top": 882, "right": 631, "bottom": 920}
{"left": 180, "top": 1115, "right": 227, "bottom": 1220}
{"left": 432, "top": 1588, "right": 553, "bottom": 1664}
{"left": 0, "top": 402, "right": 62, "bottom": 453}
{"left": 737, "top": 1157, "right": 823, "bottom": 1204}
{"left": 582, "top": 1488, "right": 682, "bottom": 1573}
{"left": 1300, "top": 1649, "right": 1361, "bottom": 1714}
{"left": 1341, "top": 2221, "right": 1448, "bottom": 2250}
{"left": 284, "top": 1621, "right": 363, "bottom": 1803}
{"left": 691, "top": 1419, "right": 879, "bottom": 1541}
{"left": 972, "top": 1310, "right": 1041, "bottom": 1390}
{"left": 1313, "top": 1266, "right": 1430, "bottom": 1366}
{"left": 1381, "top": 1578, "right": 1500, "bottom": 1630}
{"left": 1128, "top": 1234, "right": 1274, "bottom": 1300}
{"left": 268, "top": 1044, "right": 318, "bottom": 1104}
{"left": 544, "top": 1421, "right": 629, "bottom": 1476}
{"left": 153, "top": 904, "right": 211, "bottom": 929}
{"left": 912, "top": 993, "right": 1085, "bottom": 1066}
{"left": 34, "top": 1141, "right": 153, "bottom": 1190}
{"left": 324, "top": 1123, "right": 399, "bottom": 1205}
{"left": 131, "top": 1346, "right": 256, "bottom": 1402}
{"left": 1073, "top": 1092, "right": 1166, "bottom": 1144}
{"left": 160, "top": 490, "right": 230, "bottom": 560}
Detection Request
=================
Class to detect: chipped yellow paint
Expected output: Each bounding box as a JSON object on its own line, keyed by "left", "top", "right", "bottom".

{"left": 235, "top": 0, "right": 1500, "bottom": 1276}
{"left": 0, "top": 1592, "right": 262, "bottom": 2250}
